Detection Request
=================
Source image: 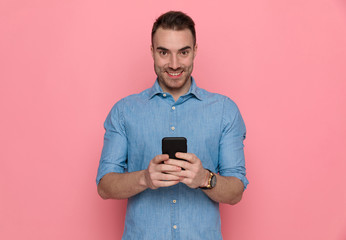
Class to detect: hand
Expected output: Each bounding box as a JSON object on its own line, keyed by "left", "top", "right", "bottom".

{"left": 164, "top": 152, "right": 209, "bottom": 189}
{"left": 144, "top": 154, "right": 183, "bottom": 189}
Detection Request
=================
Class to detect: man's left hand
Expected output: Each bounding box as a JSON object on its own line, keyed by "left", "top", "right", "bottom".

{"left": 164, "top": 152, "right": 209, "bottom": 189}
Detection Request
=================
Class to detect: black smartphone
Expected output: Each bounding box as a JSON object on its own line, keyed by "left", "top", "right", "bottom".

{"left": 162, "top": 137, "right": 187, "bottom": 160}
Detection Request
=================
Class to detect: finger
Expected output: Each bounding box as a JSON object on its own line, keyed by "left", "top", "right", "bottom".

{"left": 175, "top": 152, "right": 196, "bottom": 163}
{"left": 164, "top": 159, "right": 190, "bottom": 169}
{"left": 156, "top": 173, "right": 182, "bottom": 181}
{"left": 157, "top": 164, "right": 182, "bottom": 173}
{"left": 152, "top": 154, "right": 169, "bottom": 164}
{"left": 153, "top": 180, "right": 180, "bottom": 188}
{"left": 168, "top": 170, "right": 190, "bottom": 178}
{"left": 150, "top": 171, "right": 182, "bottom": 181}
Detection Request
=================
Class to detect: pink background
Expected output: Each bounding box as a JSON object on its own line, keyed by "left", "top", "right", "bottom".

{"left": 1, "top": 0, "right": 346, "bottom": 239}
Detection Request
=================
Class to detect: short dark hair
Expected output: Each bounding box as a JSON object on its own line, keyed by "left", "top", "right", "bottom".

{"left": 151, "top": 11, "right": 196, "bottom": 46}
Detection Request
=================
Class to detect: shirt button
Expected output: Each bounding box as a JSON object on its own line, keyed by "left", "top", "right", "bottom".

{"left": 173, "top": 200, "right": 176, "bottom": 203}
{"left": 172, "top": 106, "right": 175, "bottom": 110}
{"left": 163, "top": 93, "right": 167, "bottom": 97}
{"left": 171, "top": 126, "right": 175, "bottom": 131}
{"left": 173, "top": 225, "right": 177, "bottom": 229}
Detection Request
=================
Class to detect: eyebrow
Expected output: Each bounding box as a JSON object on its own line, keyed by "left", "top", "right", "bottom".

{"left": 179, "top": 46, "right": 192, "bottom": 51}
{"left": 156, "top": 47, "right": 169, "bottom": 51}
{"left": 156, "top": 46, "right": 192, "bottom": 51}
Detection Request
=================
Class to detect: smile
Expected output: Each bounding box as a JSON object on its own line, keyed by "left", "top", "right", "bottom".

{"left": 167, "top": 71, "right": 183, "bottom": 77}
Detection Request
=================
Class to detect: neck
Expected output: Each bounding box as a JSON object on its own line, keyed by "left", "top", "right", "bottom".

{"left": 159, "top": 78, "right": 192, "bottom": 102}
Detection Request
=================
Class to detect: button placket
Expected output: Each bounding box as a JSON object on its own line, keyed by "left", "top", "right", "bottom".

{"left": 170, "top": 103, "right": 177, "bottom": 133}
{"left": 170, "top": 186, "right": 179, "bottom": 239}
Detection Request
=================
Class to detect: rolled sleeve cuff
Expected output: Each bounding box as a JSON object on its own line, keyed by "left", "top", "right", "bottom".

{"left": 96, "top": 164, "right": 125, "bottom": 186}
{"left": 219, "top": 170, "right": 249, "bottom": 190}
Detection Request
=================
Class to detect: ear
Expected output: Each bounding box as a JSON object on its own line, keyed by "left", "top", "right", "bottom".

{"left": 150, "top": 45, "right": 154, "bottom": 59}
{"left": 193, "top": 43, "right": 198, "bottom": 58}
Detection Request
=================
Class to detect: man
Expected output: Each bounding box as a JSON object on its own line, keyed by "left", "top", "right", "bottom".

{"left": 96, "top": 11, "right": 248, "bottom": 239}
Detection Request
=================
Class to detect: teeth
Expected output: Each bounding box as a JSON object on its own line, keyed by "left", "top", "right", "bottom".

{"left": 168, "top": 72, "right": 181, "bottom": 76}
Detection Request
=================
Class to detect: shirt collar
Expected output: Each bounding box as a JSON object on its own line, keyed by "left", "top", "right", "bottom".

{"left": 148, "top": 77, "right": 203, "bottom": 100}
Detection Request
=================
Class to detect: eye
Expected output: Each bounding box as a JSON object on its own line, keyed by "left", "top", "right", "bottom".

{"left": 159, "top": 51, "right": 168, "bottom": 56}
{"left": 180, "top": 50, "right": 189, "bottom": 56}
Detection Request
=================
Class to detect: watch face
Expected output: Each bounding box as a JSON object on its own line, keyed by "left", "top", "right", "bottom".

{"left": 210, "top": 175, "right": 217, "bottom": 188}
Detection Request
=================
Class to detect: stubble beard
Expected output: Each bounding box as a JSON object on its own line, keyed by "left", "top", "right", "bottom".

{"left": 155, "top": 64, "right": 193, "bottom": 92}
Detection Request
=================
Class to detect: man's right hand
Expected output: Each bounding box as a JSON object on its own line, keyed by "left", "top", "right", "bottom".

{"left": 143, "top": 154, "right": 182, "bottom": 189}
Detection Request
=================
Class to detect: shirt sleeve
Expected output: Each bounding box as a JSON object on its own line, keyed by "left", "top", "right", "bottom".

{"left": 96, "top": 99, "right": 128, "bottom": 185}
{"left": 218, "top": 97, "right": 249, "bottom": 190}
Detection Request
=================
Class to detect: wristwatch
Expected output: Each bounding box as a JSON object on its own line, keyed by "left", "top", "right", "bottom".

{"left": 200, "top": 169, "right": 217, "bottom": 189}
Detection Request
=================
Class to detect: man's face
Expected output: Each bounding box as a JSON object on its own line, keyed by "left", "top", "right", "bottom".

{"left": 151, "top": 27, "right": 197, "bottom": 94}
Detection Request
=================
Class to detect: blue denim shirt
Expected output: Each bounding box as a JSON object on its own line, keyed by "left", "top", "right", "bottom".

{"left": 96, "top": 77, "right": 248, "bottom": 240}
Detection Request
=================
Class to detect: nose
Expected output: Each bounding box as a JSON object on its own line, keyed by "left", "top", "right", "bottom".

{"left": 168, "top": 54, "right": 180, "bottom": 70}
